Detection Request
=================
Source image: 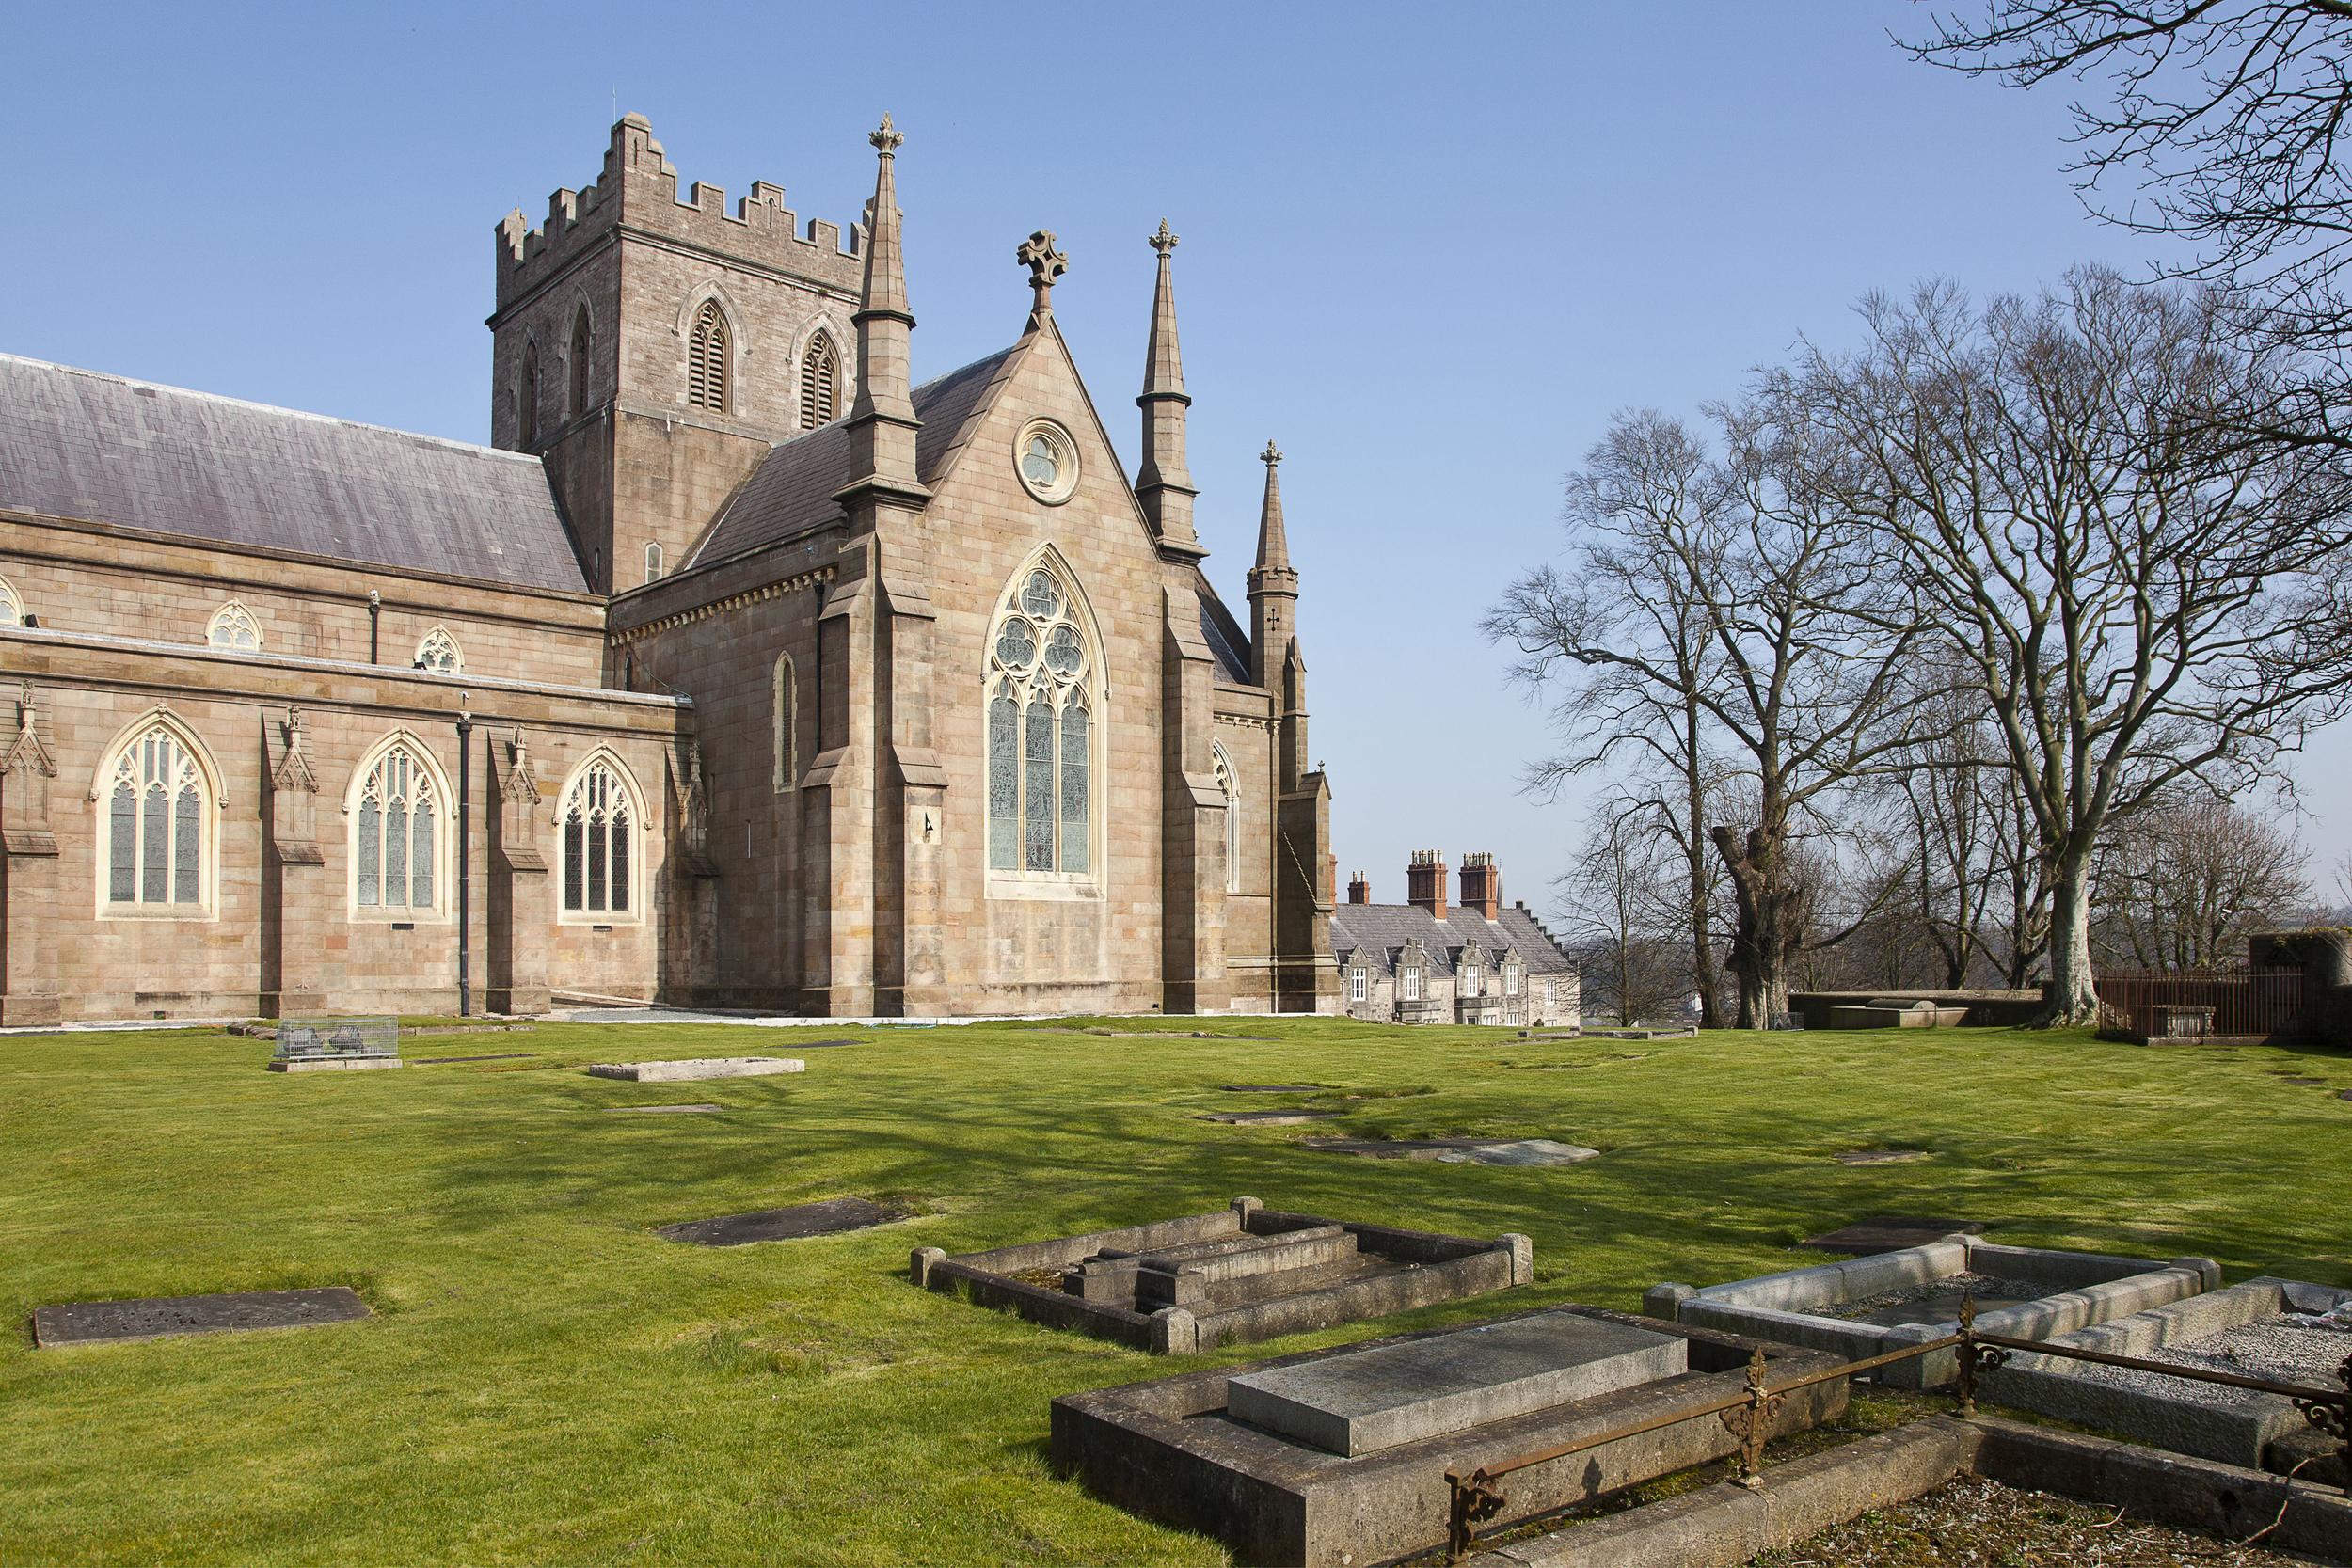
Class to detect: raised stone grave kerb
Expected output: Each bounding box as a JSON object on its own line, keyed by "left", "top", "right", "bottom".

{"left": 1980, "top": 1275, "right": 2352, "bottom": 1475}
{"left": 911, "top": 1196, "right": 1533, "bottom": 1354}
{"left": 586, "top": 1057, "right": 803, "bottom": 1082}
{"left": 1647, "top": 1237, "right": 2221, "bottom": 1389}
{"left": 267, "top": 1017, "right": 400, "bottom": 1071}
{"left": 1050, "top": 1307, "right": 1846, "bottom": 1568}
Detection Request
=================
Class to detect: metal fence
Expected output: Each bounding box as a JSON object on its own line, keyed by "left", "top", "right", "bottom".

{"left": 2093, "top": 969, "right": 2307, "bottom": 1037}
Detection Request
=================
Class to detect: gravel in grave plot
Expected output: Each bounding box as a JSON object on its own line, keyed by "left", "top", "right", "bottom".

{"left": 1828, "top": 1273, "right": 2051, "bottom": 1323}
{"left": 2061, "top": 1313, "right": 2352, "bottom": 1406}
{"left": 1750, "top": 1474, "right": 2316, "bottom": 1566}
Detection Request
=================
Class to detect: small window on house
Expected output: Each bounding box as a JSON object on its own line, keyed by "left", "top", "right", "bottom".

{"left": 799, "top": 331, "right": 839, "bottom": 428}
{"left": 1400, "top": 965, "right": 1422, "bottom": 1003}
{"left": 561, "top": 756, "right": 636, "bottom": 918}
{"left": 645, "top": 543, "right": 665, "bottom": 584}
{"left": 206, "top": 601, "right": 262, "bottom": 650}
{"left": 1462, "top": 959, "right": 1482, "bottom": 999}
{"left": 772, "top": 653, "right": 797, "bottom": 792}
{"left": 414, "top": 626, "right": 462, "bottom": 673}
{"left": 568, "top": 306, "right": 592, "bottom": 419}
{"left": 688, "top": 300, "right": 729, "bottom": 413}
{"left": 518, "top": 341, "right": 540, "bottom": 447}
{"left": 1349, "top": 966, "right": 1368, "bottom": 1003}
{"left": 1504, "top": 964, "right": 1521, "bottom": 997}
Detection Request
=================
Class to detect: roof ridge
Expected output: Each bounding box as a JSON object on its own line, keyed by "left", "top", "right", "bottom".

{"left": 0, "top": 352, "right": 547, "bottom": 466}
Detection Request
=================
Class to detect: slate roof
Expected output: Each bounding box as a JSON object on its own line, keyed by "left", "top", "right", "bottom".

{"left": 0, "top": 354, "right": 589, "bottom": 594}
{"left": 1197, "top": 566, "right": 1251, "bottom": 684}
{"left": 690, "top": 343, "right": 1021, "bottom": 569}
{"left": 1331, "top": 902, "right": 1579, "bottom": 977}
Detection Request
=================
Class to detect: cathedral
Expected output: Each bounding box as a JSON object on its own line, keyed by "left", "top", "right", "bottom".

{"left": 0, "top": 115, "right": 1339, "bottom": 1023}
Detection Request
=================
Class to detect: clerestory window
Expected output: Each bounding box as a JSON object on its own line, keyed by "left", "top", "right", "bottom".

{"left": 985, "top": 562, "right": 1096, "bottom": 880}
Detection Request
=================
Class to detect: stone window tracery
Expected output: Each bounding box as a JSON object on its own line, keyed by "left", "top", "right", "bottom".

{"left": 1212, "top": 742, "right": 1240, "bottom": 893}
{"left": 415, "top": 626, "right": 462, "bottom": 673}
{"left": 207, "top": 600, "right": 262, "bottom": 651}
{"left": 688, "top": 300, "right": 729, "bottom": 413}
{"left": 353, "top": 739, "right": 440, "bottom": 915}
{"left": 0, "top": 574, "right": 22, "bottom": 626}
{"left": 100, "top": 718, "right": 214, "bottom": 914}
{"left": 561, "top": 756, "right": 636, "bottom": 918}
{"left": 986, "top": 562, "right": 1095, "bottom": 879}
{"left": 799, "top": 332, "right": 839, "bottom": 428}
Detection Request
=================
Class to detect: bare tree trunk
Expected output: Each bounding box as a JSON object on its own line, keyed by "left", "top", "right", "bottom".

{"left": 1685, "top": 705, "right": 1723, "bottom": 1027}
{"left": 1712, "top": 823, "right": 1800, "bottom": 1028}
{"left": 2044, "top": 850, "right": 2099, "bottom": 1024}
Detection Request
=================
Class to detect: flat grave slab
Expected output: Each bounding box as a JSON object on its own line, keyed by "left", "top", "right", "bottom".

{"left": 1227, "top": 1309, "right": 1686, "bottom": 1456}
{"left": 413, "top": 1053, "right": 537, "bottom": 1066}
{"left": 33, "top": 1286, "right": 370, "bottom": 1347}
{"left": 1051, "top": 1307, "right": 1847, "bottom": 1568}
{"left": 1802, "top": 1216, "right": 1986, "bottom": 1255}
{"left": 1303, "top": 1136, "right": 1598, "bottom": 1165}
{"left": 658, "top": 1196, "right": 905, "bottom": 1246}
{"left": 1221, "top": 1084, "right": 1323, "bottom": 1093}
{"left": 603, "top": 1102, "right": 723, "bottom": 1115}
{"left": 1834, "top": 1148, "right": 1931, "bottom": 1164}
{"left": 914, "top": 1197, "right": 1532, "bottom": 1354}
{"left": 1193, "top": 1109, "right": 1340, "bottom": 1126}
{"left": 587, "top": 1057, "right": 803, "bottom": 1083}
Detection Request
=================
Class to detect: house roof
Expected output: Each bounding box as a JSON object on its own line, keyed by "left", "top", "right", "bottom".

{"left": 689, "top": 343, "right": 1021, "bottom": 569}
{"left": 0, "top": 354, "right": 589, "bottom": 594}
{"left": 1331, "top": 902, "right": 1578, "bottom": 977}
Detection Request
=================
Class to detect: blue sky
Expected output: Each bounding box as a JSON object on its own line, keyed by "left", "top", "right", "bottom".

{"left": 7, "top": 1, "right": 2344, "bottom": 906}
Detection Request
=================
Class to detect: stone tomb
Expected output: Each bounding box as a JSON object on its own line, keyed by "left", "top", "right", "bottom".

{"left": 1052, "top": 1307, "right": 1845, "bottom": 1568}
{"left": 1193, "top": 1108, "right": 1340, "bottom": 1126}
{"left": 1980, "top": 1275, "right": 2352, "bottom": 1478}
{"left": 586, "top": 1057, "right": 803, "bottom": 1083}
{"left": 912, "top": 1196, "right": 1531, "bottom": 1354}
{"left": 33, "top": 1286, "right": 371, "bottom": 1347}
{"left": 268, "top": 1017, "right": 400, "bottom": 1072}
{"left": 1304, "top": 1135, "right": 1600, "bottom": 1166}
{"left": 659, "top": 1196, "right": 905, "bottom": 1246}
{"left": 1648, "top": 1237, "right": 2221, "bottom": 1388}
{"left": 1802, "top": 1215, "right": 1987, "bottom": 1255}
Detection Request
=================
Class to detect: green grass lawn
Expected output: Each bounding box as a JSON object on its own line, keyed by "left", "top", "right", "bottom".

{"left": 1, "top": 1017, "right": 2344, "bottom": 1566}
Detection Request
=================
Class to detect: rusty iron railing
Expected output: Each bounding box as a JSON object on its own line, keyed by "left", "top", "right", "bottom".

{"left": 2092, "top": 968, "right": 2307, "bottom": 1037}
{"left": 1441, "top": 1297, "right": 2352, "bottom": 1563}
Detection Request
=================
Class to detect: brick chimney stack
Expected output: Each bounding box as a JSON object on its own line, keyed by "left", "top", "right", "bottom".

{"left": 1347, "top": 869, "right": 1372, "bottom": 905}
{"left": 1460, "top": 852, "right": 1502, "bottom": 923}
{"left": 1406, "top": 850, "right": 1448, "bottom": 920}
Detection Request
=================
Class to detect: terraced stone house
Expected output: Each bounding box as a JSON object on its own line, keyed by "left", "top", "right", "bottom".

{"left": 0, "top": 116, "right": 1337, "bottom": 1023}
{"left": 1333, "top": 853, "right": 1580, "bottom": 1027}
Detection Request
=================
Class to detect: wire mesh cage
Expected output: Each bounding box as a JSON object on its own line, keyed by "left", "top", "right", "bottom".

{"left": 270, "top": 1018, "right": 400, "bottom": 1062}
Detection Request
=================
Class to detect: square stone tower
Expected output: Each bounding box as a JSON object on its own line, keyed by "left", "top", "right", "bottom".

{"left": 489, "top": 116, "right": 866, "bottom": 594}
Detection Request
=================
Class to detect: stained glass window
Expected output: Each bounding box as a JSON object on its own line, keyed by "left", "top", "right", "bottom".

{"left": 562, "top": 758, "right": 635, "bottom": 916}
{"left": 355, "top": 742, "right": 439, "bottom": 911}
{"left": 103, "top": 721, "right": 208, "bottom": 910}
{"left": 986, "top": 562, "right": 1095, "bottom": 880}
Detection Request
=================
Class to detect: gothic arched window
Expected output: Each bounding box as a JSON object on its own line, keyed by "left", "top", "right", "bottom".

{"left": 0, "top": 573, "right": 22, "bottom": 626}
{"left": 561, "top": 755, "right": 636, "bottom": 917}
{"left": 414, "top": 626, "right": 462, "bottom": 673}
{"left": 99, "top": 716, "right": 215, "bottom": 913}
{"left": 645, "top": 542, "right": 664, "bottom": 583}
{"left": 567, "top": 306, "right": 592, "bottom": 419}
{"left": 799, "top": 331, "right": 839, "bottom": 429}
{"left": 207, "top": 600, "right": 262, "bottom": 650}
{"left": 688, "top": 300, "right": 729, "bottom": 413}
{"left": 352, "top": 737, "right": 443, "bottom": 915}
{"left": 986, "top": 562, "right": 1096, "bottom": 879}
{"left": 772, "top": 653, "right": 797, "bottom": 792}
{"left": 1212, "top": 742, "right": 1240, "bottom": 894}
{"left": 518, "top": 341, "right": 540, "bottom": 447}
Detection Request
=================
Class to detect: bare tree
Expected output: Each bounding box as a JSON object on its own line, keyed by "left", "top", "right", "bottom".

{"left": 1907, "top": 1, "right": 2352, "bottom": 441}
{"left": 1555, "top": 800, "right": 1692, "bottom": 1026}
{"left": 1789, "top": 267, "right": 2352, "bottom": 1022}
{"left": 1488, "top": 405, "right": 1931, "bottom": 1028}
{"left": 2091, "top": 796, "right": 2315, "bottom": 967}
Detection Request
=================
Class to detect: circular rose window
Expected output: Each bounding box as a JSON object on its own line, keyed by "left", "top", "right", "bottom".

{"left": 1014, "top": 419, "right": 1079, "bottom": 505}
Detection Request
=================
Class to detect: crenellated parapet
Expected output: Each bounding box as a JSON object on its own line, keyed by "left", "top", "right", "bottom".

{"left": 494, "top": 114, "right": 865, "bottom": 310}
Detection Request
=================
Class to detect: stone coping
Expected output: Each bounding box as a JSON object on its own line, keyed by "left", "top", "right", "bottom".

{"left": 1979, "top": 1275, "right": 2352, "bottom": 1470}
{"left": 1646, "top": 1238, "right": 2221, "bottom": 1388}
{"left": 912, "top": 1196, "right": 1532, "bottom": 1354}
{"left": 1050, "top": 1307, "right": 1848, "bottom": 1568}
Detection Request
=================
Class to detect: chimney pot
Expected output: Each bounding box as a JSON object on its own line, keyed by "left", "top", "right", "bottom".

{"left": 1406, "top": 850, "right": 1448, "bottom": 921}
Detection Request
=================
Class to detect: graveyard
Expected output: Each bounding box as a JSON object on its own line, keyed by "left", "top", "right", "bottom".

{"left": 3, "top": 1015, "right": 2348, "bottom": 1565}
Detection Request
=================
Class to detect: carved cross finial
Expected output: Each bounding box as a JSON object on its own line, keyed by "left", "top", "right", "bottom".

{"left": 1021, "top": 228, "right": 1077, "bottom": 314}
{"left": 1262, "top": 439, "right": 1282, "bottom": 467}
{"left": 869, "top": 113, "right": 902, "bottom": 155}
{"left": 1150, "top": 218, "right": 1179, "bottom": 257}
